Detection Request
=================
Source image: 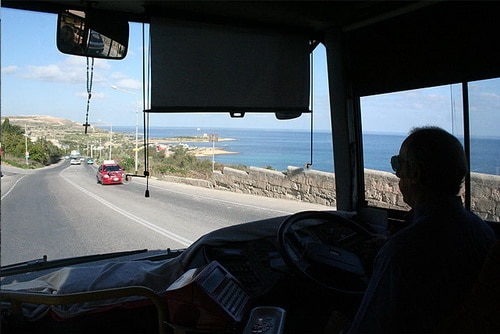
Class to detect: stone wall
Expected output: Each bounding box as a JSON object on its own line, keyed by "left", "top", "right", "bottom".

{"left": 212, "top": 166, "right": 337, "bottom": 207}
{"left": 161, "top": 166, "right": 500, "bottom": 222}
{"left": 364, "top": 169, "right": 409, "bottom": 210}
{"left": 470, "top": 173, "right": 500, "bottom": 222}
{"left": 365, "top": 169, "right": 500, "bottom": 222}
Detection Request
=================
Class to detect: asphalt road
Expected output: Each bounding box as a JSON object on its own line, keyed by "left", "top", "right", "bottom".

{"left": 1, "top": 161, "right": 331, "bottom": 266}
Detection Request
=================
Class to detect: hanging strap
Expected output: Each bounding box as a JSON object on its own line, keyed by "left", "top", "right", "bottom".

{"left": 83, "top": 57, "right": 94, "bottom": 134}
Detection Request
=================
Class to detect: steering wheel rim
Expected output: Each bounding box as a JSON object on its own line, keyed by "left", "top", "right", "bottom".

{"left": 277, "top": 211, "right": 374, "bottom": 295}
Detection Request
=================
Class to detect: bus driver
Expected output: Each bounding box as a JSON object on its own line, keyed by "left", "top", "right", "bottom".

{"left": 348, "top": 126, "right": 496, "bottom": 333}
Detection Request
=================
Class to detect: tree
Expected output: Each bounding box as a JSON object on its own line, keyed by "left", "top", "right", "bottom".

{"left": 1, "top": 118, "right": 25, "bottom": 158}
{"left": 1, "top": 119, "right": 63, "bottom": 166}
{"left": 29, "top": 140, "right": 49, "bottom": 165}
{"left": 2, "top": 118, "right": 24, "bottom": 136}
{"left": 149, "top": 145, "right": 213, "bottom": 178}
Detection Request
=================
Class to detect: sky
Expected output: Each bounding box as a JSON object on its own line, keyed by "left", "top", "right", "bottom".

{"left": 2, "top": 7, "right": 500, "bottom": 137}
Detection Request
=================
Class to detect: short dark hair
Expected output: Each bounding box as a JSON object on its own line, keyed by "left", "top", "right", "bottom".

{"left": 402, "top": 126, "right": 467, "bottom": 196}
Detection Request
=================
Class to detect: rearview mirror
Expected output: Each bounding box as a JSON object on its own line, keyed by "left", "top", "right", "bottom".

{"left": 57, "top": 10, "right": 129, "bottom": 59}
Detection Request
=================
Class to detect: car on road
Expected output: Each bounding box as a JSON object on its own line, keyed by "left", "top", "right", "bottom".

{"left": 70, "top": 158, "right": 81, "bottom": 165}
{"left": 96, "top": 162, "right": 124, "bottom": 185}
{"left": 87, "top": 31, "right": 104, "bottom": 55}
{"left": 86, "top": 158, "right": 94, "bottom": 165}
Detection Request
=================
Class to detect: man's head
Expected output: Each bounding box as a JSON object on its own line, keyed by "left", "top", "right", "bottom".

{"left": 391, "top": 127, "right": 467, "bottom": 207}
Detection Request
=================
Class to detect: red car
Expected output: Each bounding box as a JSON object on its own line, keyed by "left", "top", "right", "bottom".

{"left": 96, "top": 163, "right": 124, "bottom": 185}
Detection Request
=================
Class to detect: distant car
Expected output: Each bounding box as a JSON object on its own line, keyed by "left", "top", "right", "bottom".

{"left": 86, "top": 158, "right": 94, "bottom": 165}
{"left": 87, "top": 31, "right": 104, "bottom": 54}
{"left": 96, "top": 163, "right": 124, "bottom": 185}
{"left": 70, "top": 158, "right": 81, "bottom": 165}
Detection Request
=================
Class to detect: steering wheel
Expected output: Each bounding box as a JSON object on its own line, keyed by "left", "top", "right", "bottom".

{"left": 277, "top": 211, "right": 375, "bottom": 294}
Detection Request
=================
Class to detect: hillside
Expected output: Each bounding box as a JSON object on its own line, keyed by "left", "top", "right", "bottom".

{"left": 2, "top": 115, "right": 113, "bottom": 143}
{"left": 1, "top": 115, "right": 127, "bottom": 159}
{"left": 1, "top": 115, "right": 104, "bottom": 136}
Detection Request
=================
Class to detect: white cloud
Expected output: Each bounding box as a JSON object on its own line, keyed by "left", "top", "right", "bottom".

{"left": 21, "top": 56, "right": 110, "bottom": 84}
{"left": 479, "top": 92, "right": 500, "bottom": 100}
{"left": 115, "top": 78, "right": 141, "bottom": 90}
{"left": 111, "top": 72, "right": 128, "bottom": 79}
{"left": 24, "top": 64, "right": 68, "bottom": 82}
{"left": 109, "top": 72, "right": 141, "bottom": 90}
{"left": 1, "top": 65, "right": 18, "bottom": 74}
{"left": 64, "top": 56, "right": 110, "bottom": 70}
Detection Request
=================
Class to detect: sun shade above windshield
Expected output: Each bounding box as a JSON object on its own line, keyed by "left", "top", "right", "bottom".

{"left": 149, "top": 18, "right": 312, "bottom": 119}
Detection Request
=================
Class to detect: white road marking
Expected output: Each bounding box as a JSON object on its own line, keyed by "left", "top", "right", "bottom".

{"left": 61, "top": 169, "right": 193, "bottom": 246}
{"left": 1, "top": 175, "right": 27, "bottom": 201}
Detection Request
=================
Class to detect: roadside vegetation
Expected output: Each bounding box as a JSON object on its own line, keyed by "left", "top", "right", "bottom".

{"left": 1, "top": 117, "right": 243, "bottom": 179}
{"left": 1, "top": 118, "right": 63, "bottom": 168}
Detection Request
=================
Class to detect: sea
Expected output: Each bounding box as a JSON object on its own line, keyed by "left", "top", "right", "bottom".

{"left": 112, "top": 126, "right": 500, "bottom": 175}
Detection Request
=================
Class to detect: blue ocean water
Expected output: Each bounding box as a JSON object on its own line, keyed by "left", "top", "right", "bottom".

{"left": 112, "top": 126, "right": 500, "bottom": 175}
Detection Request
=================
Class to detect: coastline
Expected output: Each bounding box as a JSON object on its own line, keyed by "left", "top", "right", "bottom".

{"left": 192, "top": 147, "right": 238, "bottom": 156}
{"left": 153, "top": 137, "right": 236, "bottom": 143}
{"left": 152, "top": 137, "right": 239, "bottom": 156}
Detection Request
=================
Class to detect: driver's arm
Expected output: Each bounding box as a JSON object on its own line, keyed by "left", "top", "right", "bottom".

{"left": 347, "top": 239, "right": 412, "bottom": 333}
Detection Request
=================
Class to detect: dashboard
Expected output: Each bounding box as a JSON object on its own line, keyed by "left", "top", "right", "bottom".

{"left": 1, "top": 211, "right": 383, "bottom": 334}
{"left": 204, "top": 237, "right": 287, "bottom": 297}
{"left": 182, "top": 212, "right": 382, "bottom": 332}
{"left": 201, "top": 214, "right": 380, "bottom": 297}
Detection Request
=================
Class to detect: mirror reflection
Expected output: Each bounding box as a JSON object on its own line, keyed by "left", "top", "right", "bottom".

{"left": 57, "top": 10, "right": 128, "bottom": 59}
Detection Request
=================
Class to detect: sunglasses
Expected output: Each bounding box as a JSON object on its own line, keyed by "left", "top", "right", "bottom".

{"left": 390, "top": 155, "right": 400, "bottom": 173}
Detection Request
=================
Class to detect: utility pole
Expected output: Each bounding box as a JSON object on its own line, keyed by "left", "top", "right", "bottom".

{"left": 111, "top": 85, "right": 139, "bottom": 173}
{"left": 208, "top": 134, "right": 218, "bottom": 172}
{"left": 25, "top": 124, "right": 29, "bottom": 165}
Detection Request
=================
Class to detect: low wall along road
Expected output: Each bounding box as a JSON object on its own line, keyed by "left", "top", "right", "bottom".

{"left": 160, "top": 166, "right": 500, "bottom": 222}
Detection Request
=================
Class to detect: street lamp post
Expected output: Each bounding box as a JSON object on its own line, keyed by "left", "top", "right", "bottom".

{"left": 24, "top": 124, "right": 29, "bottom": 165}
{"left": 111, "top": 85, "right": 139, "bottom": 174}
{"left": 96, "top": 120, "right": 112, "bottom": 160}
{"left": 109, "top": 124, "right": 113, "bottom": 160}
